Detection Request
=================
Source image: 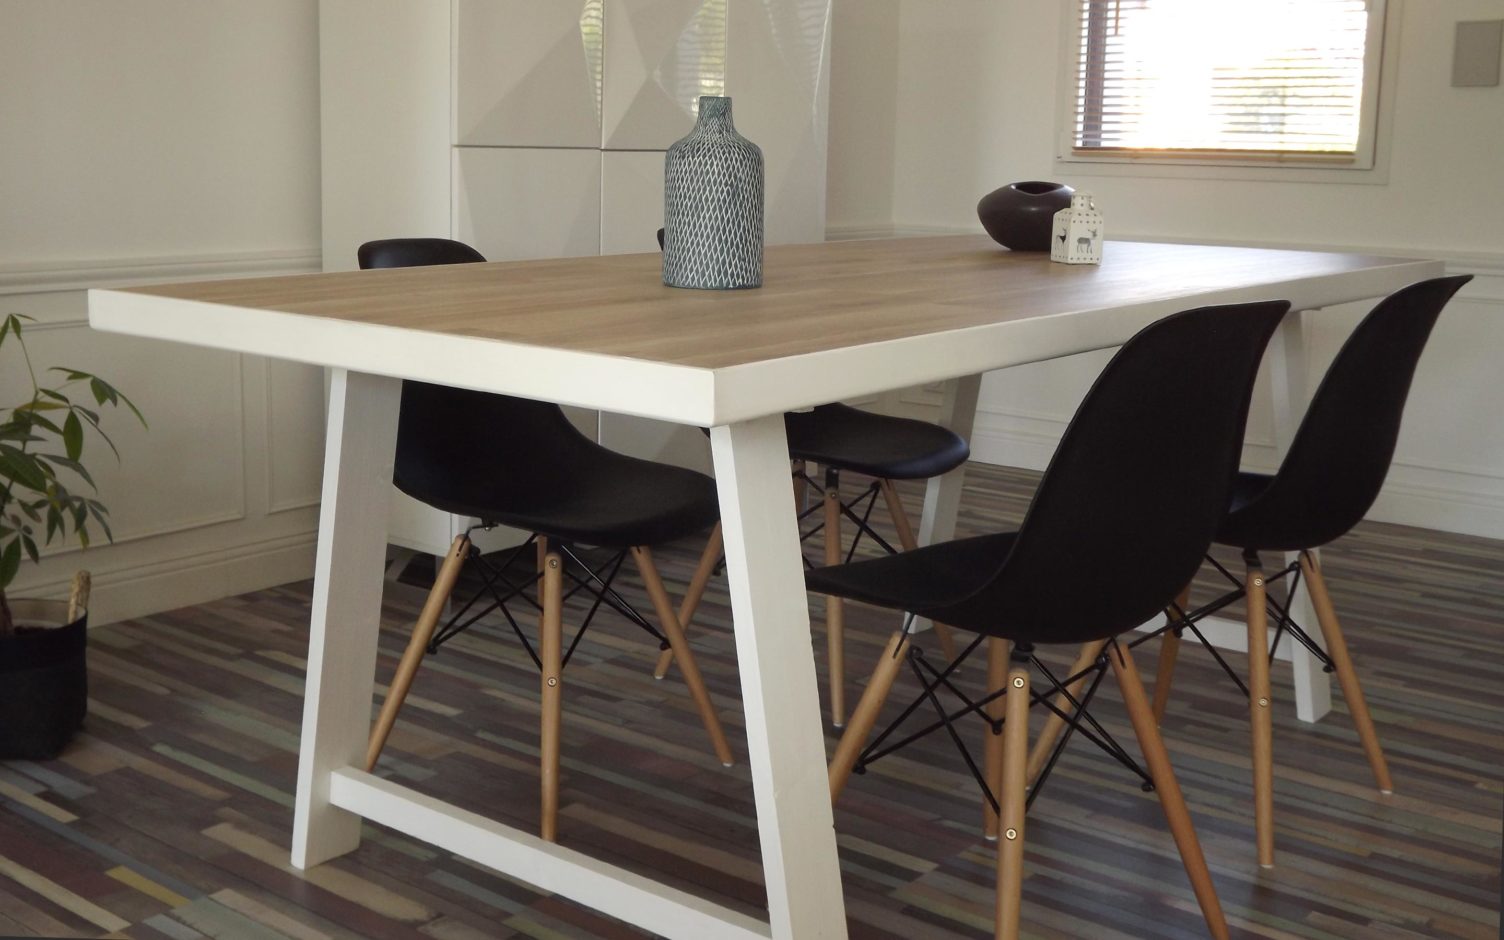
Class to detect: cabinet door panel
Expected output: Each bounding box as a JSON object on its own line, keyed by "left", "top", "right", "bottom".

{"left": 454, "top": 148, "right": 602, "bottom": 261}
{"left": 602, "top": 150, "right": 666, "bottom": 255}
{"left": 601, "top": 0, "right": 726, "bottom": 150}
{"left": 455, "top": 0, "right": 604, "bottom": 147}
{"left": 726, "top": 0, "right": 832, "bottom": 244}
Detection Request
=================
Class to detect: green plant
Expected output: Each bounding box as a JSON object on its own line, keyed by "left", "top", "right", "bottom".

{"left": 0, "top": 314, "right": 144, "bottom": 635}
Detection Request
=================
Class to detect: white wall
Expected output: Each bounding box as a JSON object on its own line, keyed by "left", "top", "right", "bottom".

{"left": 826, "top": 0, "right": 899, "bottom": 234}
{"left": 828, "top": 0, "right": 1504, "bottom": 539}
{"left": 0, "top": 1, "right": 326, "bottom": 622}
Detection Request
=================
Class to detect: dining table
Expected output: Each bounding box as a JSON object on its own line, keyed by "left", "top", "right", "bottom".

{"left": 88, "top": 234, "right": 1441, "bottom": 939}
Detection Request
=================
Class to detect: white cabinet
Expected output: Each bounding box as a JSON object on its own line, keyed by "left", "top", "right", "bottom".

{"left": 454, "top": 0, "right": 604, "bottom": 148}
{"left": 601, "top": 149, "right": 666, "bottom": 255}
{"left": 601, "top": 0, "right": 727, "bottom": 150}
{"left": 320, "top": 0, "right": 832, "bottom": 554}
{"left": 454, "top": 148, "right": 603, "bottom": 261}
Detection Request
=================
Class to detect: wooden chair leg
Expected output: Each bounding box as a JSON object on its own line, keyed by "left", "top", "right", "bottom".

{"left": 539, "top": 551, "right": 564, "bottom": 842}
{"left": 1299, "top": 552, "right": 1393, "bottom": 794}
{"left": 1245, "top": 558, "right": 1275, "bottom": 868}
{"left": 1024, "top": 639, "right": 1108, "bottom": 788}
{"left": 829, "top": 631, "right": 909, "bottom": 802}
{"left": 880, "top": 478, "right": 959, "bottom": 662}
{"left": 1109, "top": 641, "right": 1229, "bottom": 940}
{"left": 365, "top": 534, "right": 470, "bottom": 771}
{"left": 652, "top": 523, "right": 724, "bottom": 680}
{"left": 632, "top": 546, "right": 735, "bottom": 766}
{"left": 792, "top": 458, "right": 809, "bottom": 511}
{"left": 983, "top": 638, "right": 1009, "bottom": 840}
{"left": 824, "top": 471, "right": 847, "bottom": 727}
{"left": 1151, "top": 583, "right": 1191, "bottom": 722}
{"left": 994, "top": 658, "right": 1030, "bottom": 940}
{"left": 535, "top": 535, "right": 548, "bottom": 604}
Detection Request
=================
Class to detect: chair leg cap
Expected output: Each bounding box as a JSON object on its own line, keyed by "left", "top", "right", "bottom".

{"left": 983, "top": 834, "right": 998, "bottom": 843}
{"left": 1380, "top": 789, "right": 1394, "bottom": 796}
{"left": 1259, "top": 863, "right": 1275, "bottom": 870}
{"left": 722, "top": 762, "right": 735, "bottom": 768}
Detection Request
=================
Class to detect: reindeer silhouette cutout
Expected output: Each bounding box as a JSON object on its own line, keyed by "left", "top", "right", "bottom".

{"left": 1076, "top": 228, "right": 1099, "bottom": 253}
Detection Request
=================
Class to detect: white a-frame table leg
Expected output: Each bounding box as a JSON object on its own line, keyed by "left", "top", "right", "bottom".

{"left": 911, "top": 374, "right": 982, "bottom": 633}
{"left": 1269, "top": 311, "right": 1333, "bottom": 724}
{"left": 711, "top": 416, "right": 848, "bottom": 940}
{"left": 293, "top": 370, "right": 401, "bottom": 868}
{"left": 917, "top": 373, "right": 982, "bottom": 547}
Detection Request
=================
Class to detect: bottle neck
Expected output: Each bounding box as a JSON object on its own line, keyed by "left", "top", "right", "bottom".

{"left": 695, "top": 96, "right": 736, "bottom": 133}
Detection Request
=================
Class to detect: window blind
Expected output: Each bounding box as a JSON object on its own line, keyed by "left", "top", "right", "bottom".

{"left": 1072, "top": 0, "right": 1375, "bottom": 158}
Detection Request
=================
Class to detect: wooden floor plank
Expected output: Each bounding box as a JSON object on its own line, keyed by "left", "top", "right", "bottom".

{"left": 0, "top": 464, "right": 1497, "bottom": 938}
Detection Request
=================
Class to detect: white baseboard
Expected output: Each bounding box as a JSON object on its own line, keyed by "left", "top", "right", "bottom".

{"left": 1367, "top": 470, "right": 1504, "bottom": 541}
{"left": 16, "top": 532, "right": 318, "bottom": 626}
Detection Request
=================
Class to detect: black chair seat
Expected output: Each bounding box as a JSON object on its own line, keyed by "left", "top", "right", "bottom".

{"left": 785, "top": 403, "right": 969, "bottom": 479}
{"left": 409, "top": 450, "right": 719, "bottom": 549}
{"left": 394, "top": 386, "right": 718, "bottom": 550}
{"left": 805, "top": 532, "right": 1016, "bottom": 622}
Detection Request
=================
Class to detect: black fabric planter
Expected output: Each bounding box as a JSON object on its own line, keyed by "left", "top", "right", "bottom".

{"left": 0, "top": 598, "right": 88, "bottom": 760}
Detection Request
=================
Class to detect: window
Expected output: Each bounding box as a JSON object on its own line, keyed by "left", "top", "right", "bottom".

{"left": 1062, "top": 0, "right": 1387, "bottom": 167}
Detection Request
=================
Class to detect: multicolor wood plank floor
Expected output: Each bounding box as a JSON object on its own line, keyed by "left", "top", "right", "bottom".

{"left": 0, "top": 464, "right": 1499, "bottom": 939}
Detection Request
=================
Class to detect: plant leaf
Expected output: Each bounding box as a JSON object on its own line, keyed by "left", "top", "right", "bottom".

{"left": 63, "top": 410, "right": 83, "bottom": 461}
{"left": 0, "top": 445, "right": 50, "bottom": 491}
{"left": 0, "top": 538, "right": 20, "bottom": 589}
{"left": 38, "top": 454, "right": 96, "bottom": 490}
{"left": 26, "top": 412, "right": 64, "bottom": 436}
{"left": 85, "top": 501, "right": 114, "bottom": 543}
{"left": 20, "top": 534, "right": 38, "bottom": 564}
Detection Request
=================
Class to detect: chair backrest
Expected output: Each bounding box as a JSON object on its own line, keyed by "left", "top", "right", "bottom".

{"left": 1228, "top": 275, "right": 1472, "bottom": 549}
{"left": 934, "top": 300, "right": 1290, "bottom": 646}
{"left": 356, "top": 238, "right": 600, "bottom": 514}
{"left": 358, "top": 237, "right": 486, "bottom": 269}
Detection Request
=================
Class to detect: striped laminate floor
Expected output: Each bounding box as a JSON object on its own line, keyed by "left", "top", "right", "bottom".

{"left": 0, "top": 464, "right": 1499, "bottom": 939}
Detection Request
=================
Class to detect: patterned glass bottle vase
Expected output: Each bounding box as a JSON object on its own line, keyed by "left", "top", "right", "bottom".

{"left": 662, "top": 96, "right": 765, "bottom": 290}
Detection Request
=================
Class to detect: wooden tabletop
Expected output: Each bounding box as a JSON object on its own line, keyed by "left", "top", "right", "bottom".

{"left": 88, "top": 236, "right": 1440, "bottom": 425}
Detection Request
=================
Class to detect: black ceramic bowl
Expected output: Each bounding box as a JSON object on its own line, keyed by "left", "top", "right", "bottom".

{"left": 977, "top": 181, "right": 1074, "bottom": 251}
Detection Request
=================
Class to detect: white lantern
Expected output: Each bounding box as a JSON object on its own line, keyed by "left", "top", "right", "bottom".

{"left": 1050, "top": 193, "right": 1104, "bottom": 265}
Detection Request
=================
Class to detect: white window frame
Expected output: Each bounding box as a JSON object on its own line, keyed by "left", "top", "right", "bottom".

{"left": 1053, "top": 0, "right": 1398, "bottom": 183}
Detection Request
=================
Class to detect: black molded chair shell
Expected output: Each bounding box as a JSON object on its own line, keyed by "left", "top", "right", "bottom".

{"left": 359, "top": 238, "right": 720, "bottom": 549}
{"left": 784, "top": 403, "right": 969, "bottom": 479}
{"left": 1216, "top": 275, "right": 1471, "bottom": 552}
{"left": 806, "top": 301, "right": 1290, "bottom": 647}
{"left": 360, "top": 238, "right": 486, "bottom": 269}
{"left": 394, "top": 383, "right": 718, "bottom": 547}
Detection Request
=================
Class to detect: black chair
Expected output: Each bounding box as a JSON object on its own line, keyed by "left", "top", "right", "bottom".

{"left": 1148, "top": 274, "right": 1473, "bottom": 868}
{"left": 651, "top": 228, "right": 970, "bottom": 727}
{"left": 357, "top": 237, "right": 733, "bottom": 843}
{"left": 817, "top": 300, "right": 1290, "bottom": 940}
